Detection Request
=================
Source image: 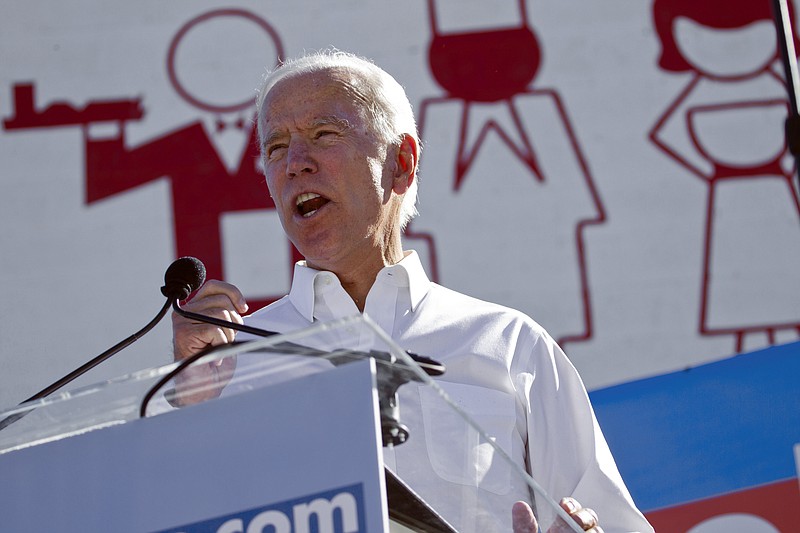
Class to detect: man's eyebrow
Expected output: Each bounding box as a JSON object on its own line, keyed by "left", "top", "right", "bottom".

{"left": 262, "top": 130, "right": 285, "bottom": 148}
{"left": 312, "top": 115, "right": 352, "bottom": 130}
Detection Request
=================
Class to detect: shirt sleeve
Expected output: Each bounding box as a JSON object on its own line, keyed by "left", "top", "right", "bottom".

{"left": 516, "top": 330, "right": 654, "bottom": 533}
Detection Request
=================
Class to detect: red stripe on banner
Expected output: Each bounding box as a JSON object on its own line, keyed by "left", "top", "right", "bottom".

{"left": 645, "top": 477, "right": 800, "bottom": 532}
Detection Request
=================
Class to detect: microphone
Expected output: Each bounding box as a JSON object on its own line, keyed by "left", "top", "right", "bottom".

{"left": 0, "top": 257, "right": 205, "bottom": 431}
{"left": 161, "top": 256, "right": 206, "bottom": 301}
{"left": 161, "top": 258, "right": 445, "bottom": 445}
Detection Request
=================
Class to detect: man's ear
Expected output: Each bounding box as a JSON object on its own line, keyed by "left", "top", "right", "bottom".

{"left": 392, "top": 133, "right": 418, "bottom": 194}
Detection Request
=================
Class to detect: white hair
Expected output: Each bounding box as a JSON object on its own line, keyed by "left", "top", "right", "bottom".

{"left": 256, "top": 50, "right": 420, "bottom": 228}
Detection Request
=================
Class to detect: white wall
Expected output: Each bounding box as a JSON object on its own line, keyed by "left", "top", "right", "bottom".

{"left": 1, "top": 0, "right": 797, "bottom": 408}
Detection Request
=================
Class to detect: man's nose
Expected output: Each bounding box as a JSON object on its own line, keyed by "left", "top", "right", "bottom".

{"left": 286, "top": 139, "right": 317, "bottom": 178}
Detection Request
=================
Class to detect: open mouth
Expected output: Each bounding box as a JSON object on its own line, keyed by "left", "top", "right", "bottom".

{"left": 296, "top": 192, "right": 329, "bottom": 218}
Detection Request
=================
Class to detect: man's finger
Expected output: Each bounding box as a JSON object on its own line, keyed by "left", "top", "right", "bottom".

{"left": 189, "top": 280, "right": 248, "bottom": 314}
{"left": 572, "top": 508, "right": 598, "bottom": 530}
{"left": 559, "top": 497, "right": 599, "bottom": 531}
{"left": 512, "top": 501, "right": 538, "bottom": 533}
{"left": 180, "top": 293, "right": 247, "bottom": 317}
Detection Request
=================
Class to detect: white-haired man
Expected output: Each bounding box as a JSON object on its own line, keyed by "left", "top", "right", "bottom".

{"left": 172, "top": 50, "right": 653, "bottom": 533}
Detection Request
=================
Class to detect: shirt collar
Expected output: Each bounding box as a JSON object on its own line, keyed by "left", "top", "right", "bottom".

{"left": 288, "top": 250, "right": 431, "bottom": 322}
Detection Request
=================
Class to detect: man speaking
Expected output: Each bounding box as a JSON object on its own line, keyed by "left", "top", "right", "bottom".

{"left": 171, "top": 50, "right": 653, "bottom": 533}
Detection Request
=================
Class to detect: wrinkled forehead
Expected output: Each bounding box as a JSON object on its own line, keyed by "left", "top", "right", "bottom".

{"left": 257, "top": 64, "right": 390, "bottom": 151}
{"left": 264, "top": 67, "right": 373, "bottom": 117}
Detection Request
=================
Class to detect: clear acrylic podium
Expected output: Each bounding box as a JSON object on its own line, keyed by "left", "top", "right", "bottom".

{"left": 0, "top": 315, "right": 581, "bottom": 532}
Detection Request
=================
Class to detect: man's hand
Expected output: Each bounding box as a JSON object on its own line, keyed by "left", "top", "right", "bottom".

{"left": 513, "top": 498, "right": 602, "bottom": 533}
{"left": 170, "top": 280, "right": 248, "bottom": 406}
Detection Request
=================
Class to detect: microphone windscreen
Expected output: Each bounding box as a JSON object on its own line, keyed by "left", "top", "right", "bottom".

{"left": 162, "top": 257, "right": 206, "bottom": 300}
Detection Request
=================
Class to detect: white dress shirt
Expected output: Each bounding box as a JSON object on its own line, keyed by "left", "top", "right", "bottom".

{"left": 245, "top": 251, "right": 653, "bottom": 533}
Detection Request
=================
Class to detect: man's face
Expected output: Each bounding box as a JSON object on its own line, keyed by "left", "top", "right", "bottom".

{"left": 260, "top": 68, "right": 403, "bottom": 272}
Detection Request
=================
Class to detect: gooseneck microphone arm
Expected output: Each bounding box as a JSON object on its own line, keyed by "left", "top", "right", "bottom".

{"left": 144, "top": 302, "right": 446, "bottom": 446}
{"left": 150, "top": 257, "right": 445, "bottom": 446}
{"left": 27, "top": 299, "right": 174, "bottom": 406}
{"left": 170, "top": 300, "right": 444, "bottom": 372}
{"left": 0, "top": 257, "right": 206, "bottom": 432}
{"left": 172, "top": 302, "right": 281, "bottom": 338}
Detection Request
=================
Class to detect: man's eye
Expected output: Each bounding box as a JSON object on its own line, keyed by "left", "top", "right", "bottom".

{"left": 316, "top": 130, "right": 338, "bottom": 139}
{"left": 267, "top": 144, "right": 287, "bottom": 158}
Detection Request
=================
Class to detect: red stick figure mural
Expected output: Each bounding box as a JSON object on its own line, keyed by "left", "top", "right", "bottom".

{"left": 649, "top": 0, "right": 800, "bottom": 353}
{"left": 414, "top": 0, "right": 605, "bottom": 348}
{"left": 3, "top": 9, "right": 287, "bottom": 310}
{"left": 425, "top": 0, "right": 543, "bottom": 190}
